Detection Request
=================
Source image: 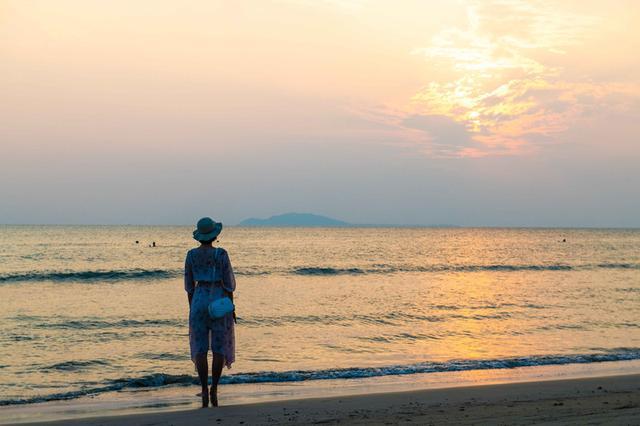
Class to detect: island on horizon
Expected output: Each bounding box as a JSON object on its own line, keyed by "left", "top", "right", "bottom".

{"left": 238, "top": 213, "right": 351, "bottom": 227}
{"left": 237, "top": 213, "right": 458, "bottom": 228}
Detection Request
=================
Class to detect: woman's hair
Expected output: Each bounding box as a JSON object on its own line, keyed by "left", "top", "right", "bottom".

{"left": 199, "top": 238, "right": 217, "bottom": 244}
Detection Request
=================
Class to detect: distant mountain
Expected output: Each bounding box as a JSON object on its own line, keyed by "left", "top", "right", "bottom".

{"left": 239, "top": 213, "right": 351, "bottom": 227}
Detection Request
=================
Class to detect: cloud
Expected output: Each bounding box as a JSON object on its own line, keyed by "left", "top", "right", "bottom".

{"left": 407, "top": 0, "right": 639, "bottom": 157}
{"left": 402, "top": 114, "right": 482, "bottom": 157}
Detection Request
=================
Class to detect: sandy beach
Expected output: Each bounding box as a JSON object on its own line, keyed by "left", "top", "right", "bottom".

{"left": 18, "top": 373, "right": 639, "bottom": 425}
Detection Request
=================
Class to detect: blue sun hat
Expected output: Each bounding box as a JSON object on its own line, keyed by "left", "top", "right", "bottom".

{"left": 193, "top": 217, "right": 223, "bottom": 242}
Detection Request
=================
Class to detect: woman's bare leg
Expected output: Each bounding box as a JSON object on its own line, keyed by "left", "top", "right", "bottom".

{"left": 210, "top": 353, "right": 224, "bottom": 407}
{"left": 194, "top": 354, "right": 209, "bottom": 407}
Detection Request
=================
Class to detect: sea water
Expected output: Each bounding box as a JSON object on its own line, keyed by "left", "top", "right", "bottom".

{"left": 1, "top": 226, "right": 639, "bottom": 414}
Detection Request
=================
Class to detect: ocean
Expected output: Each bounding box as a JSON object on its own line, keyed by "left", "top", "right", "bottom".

{"left": 1, "top": 226, "right": 639, "bottom": 416}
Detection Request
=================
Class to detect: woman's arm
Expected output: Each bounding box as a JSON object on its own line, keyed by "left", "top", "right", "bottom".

{"left": 221, "top": 250, "right": 236, "bottom": 293}
{"left": 184, "top": 251, "right": 195, "bottom": 307}
{"left": 221, "top": 250, "right": 237, "bottom": 322}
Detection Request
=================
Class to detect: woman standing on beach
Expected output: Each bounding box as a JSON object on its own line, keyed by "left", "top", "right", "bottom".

{"left": 184, "top": 217, "right": 236, "bottom": 407}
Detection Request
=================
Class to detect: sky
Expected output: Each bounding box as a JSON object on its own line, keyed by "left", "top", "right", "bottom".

{"left": 1, "top": 0, "right": 639, "bottom": 226}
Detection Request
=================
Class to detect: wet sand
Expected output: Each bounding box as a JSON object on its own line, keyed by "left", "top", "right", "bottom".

{"left": 19, "top": 373, "right": 640, "bottom": 425}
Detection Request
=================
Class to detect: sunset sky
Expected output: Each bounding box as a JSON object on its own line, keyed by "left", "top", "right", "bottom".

{"left": 1, "top": 0, "right": 639, "bottom": 226}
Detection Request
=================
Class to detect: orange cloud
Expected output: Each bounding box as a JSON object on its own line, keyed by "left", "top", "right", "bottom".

{"left": 406, "top": 0, "right": 638, "bottom": 157}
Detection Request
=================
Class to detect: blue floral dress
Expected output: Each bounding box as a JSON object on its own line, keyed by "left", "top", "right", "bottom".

{"left": 184, "top": 247, "right": 236, "bottom": 368}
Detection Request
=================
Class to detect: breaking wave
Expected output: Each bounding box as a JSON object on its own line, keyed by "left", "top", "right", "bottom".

{"left": 3, "top": 348, "right": 639, "bottom": 406}
{"left": 0, "top": 269, "right": 179, "bottom": 283}
{"left": 1, "top": 263, "right": 639, "bottom": 283}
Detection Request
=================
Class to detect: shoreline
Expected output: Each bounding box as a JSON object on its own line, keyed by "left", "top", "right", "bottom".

{"left": 3, "top": 361, "right": 640, "bottom": 425}
{"left": 11, "top": 372, "right": 640, "bottom": 425}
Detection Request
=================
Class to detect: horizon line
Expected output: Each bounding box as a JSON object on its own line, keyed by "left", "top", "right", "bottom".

{"left": 1, "top": 223, "right": 639, "bottom": 230}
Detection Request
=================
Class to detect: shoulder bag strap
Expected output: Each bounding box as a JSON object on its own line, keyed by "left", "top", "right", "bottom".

{"left": 212, "top": 247, "right": 219, "bottom": 277}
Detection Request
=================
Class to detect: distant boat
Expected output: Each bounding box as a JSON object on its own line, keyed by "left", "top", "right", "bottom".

{"left": 239, "top": 213, "right": 351, "bottom": 227}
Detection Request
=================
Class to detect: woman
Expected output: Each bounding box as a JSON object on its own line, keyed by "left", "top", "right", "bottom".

{"left": 184, "top": 217, "right": 236, "bottom": 407}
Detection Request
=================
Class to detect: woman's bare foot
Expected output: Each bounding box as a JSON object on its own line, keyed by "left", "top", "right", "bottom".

{"left": 201, "top": 388, "right": 209, "bottom": 408}
{"left": 210, "top": 387, "right": 218, "bottom": 407}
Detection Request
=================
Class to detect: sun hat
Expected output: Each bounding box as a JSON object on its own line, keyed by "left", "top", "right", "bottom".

{"left": 193, "top": 217, "right": 223, "bottom": 242}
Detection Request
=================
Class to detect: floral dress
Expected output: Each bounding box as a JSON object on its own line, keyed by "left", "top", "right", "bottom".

{"left": 184, "top": 246, "right": 236, "bottom": 368}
